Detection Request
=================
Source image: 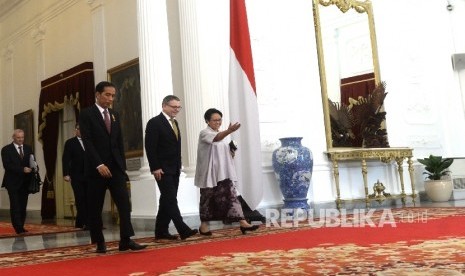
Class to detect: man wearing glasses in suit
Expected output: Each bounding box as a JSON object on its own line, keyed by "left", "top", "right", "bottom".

{"left": 145, "top": 95, "right": 198, "bottom": 241}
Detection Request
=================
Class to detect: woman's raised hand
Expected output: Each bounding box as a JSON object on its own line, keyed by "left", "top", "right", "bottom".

{"left": 228, "top": 122, "right": 241, "bottom": 133}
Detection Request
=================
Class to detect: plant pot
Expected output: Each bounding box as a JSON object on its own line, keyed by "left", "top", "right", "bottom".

{"left": 272, "top": 137, "right": 313, "bottom": 209}
{"left": 424, "top": 180, "right": 453, "bottom": 202}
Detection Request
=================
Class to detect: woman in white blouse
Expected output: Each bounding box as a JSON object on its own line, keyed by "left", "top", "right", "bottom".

{"left": 194, "top": 108, "right": 259, "bottom": 235}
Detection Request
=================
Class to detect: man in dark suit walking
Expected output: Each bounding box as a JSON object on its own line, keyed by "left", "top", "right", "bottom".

{"left": 62, "top": 123, "right": 88, "bottom": 229}
{"left": 79, "top": 81, "right": 146, "bottom": 253}
{"left": 1, "top": 129, "right": 33, "bottom": 234}
{"left": 145, "top": 95, "right": 197, "bottom": 240}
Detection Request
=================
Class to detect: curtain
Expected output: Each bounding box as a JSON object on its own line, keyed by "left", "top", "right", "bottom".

{"left": 340, "top": 72, "right": 376, "bottom": 147}
{"left": 38, "top": 62, "right": 95, "bottom": 219}
{"left": 340, "top": 72, "right": 375, "bottom": 105}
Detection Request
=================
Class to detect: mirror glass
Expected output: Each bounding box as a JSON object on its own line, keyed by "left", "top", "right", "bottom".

{"left": 313, "top": 0, "right": 387, "bottom": 149}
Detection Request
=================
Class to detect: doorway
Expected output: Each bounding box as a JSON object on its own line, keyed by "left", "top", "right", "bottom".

{"left": 54, "top": 99, "right": 77, "bottom": 219}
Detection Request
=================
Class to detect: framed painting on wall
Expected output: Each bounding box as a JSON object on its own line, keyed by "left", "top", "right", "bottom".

{"left": 107, "top": 58, "right": 143, "bottom": 158}
{"left": 14, "top": 109, "right": 34, "bottom": 153}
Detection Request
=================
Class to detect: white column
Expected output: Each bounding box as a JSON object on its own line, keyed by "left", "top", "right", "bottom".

{"left": 194, "top": 0, "right": 229, "bottom": 113}
{"left": 32, "top": 24, "right": 46, "bottom": 153}
{"left": 87, "top": 0, "right": 107, "bottom": 82}
{"left": 136, "top": 0, "right": 174, "bottom": 179}
{"left": 176, "top": 0, "right": 204, "bottom": 175}
{"left": 176, "top": 1, "right": 229, "bottom": 176}
{"left": 1, "top": 44, "right": 14, "bottom": 144}
{"left": 32, "top": 23, "right": 46, "bottom": 87}
{"left": 129, "top": 0, "right": 176, "bottom": 217}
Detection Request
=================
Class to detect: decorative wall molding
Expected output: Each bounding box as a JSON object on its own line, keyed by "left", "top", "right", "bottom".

{"left": 88, "top": 0, "right": 106, "bottom": 82}
{"left": 86, "top": 0, "right": 103, "bottom": 11}
{"left": 406, "top": 135, "right": 441, "bottom": 148}
{"left": 31, "top": 23, "right": 46, "bottom": 43}
{"left": 405, "top": 103, "right": 435, "bottom": 124}
{"left": 0, "top": 0, "right": 78, "bottom": 49}
{"left": 262, "top": 139, "right": 280, "bottom": 152}
{"left": 2, "top": 43, "right": 14, "bottom": 61}
{"left": 0, "top": 0, "right": 24, "bottom": 23}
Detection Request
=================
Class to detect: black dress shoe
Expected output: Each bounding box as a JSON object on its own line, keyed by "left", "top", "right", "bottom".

{"left": 96, "top": 242, "right": 107, "bottom": 253}
{"left": 155, "top": 233, "right": 179, "bottom": 240}
{"left": 119, "top": 240, "right": 147, "bottom": 251}
{"left": 180, "top": 229, "right": 198, "bottom": 240}
{"left": 240, "top": 225, "right": 259, "bottom": 235}
{"left": 199, "top": 227, "right": 212, "bottom": 236}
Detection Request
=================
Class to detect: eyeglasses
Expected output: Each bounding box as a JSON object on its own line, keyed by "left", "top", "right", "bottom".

{"left": 168, "top": 105, "right": 182, "bottom": 110}
{"left": 210, "top": 119, "right": 222, "bottom": 122}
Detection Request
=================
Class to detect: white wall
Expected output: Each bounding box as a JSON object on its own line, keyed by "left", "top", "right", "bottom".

{"left": 1, "top": 0, "right": 465, "bottom": 219}
{"left": 104, "top": 0, "right": 139, "bottom": 71}
{"left": 374, "top": 0, "right": 465, "bottom": 158}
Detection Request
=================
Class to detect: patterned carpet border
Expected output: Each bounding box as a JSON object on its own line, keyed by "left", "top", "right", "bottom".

{"left": 0, "top": 207, "right": 464, "bottom": 268}
{"left": 0, "top": 222, "right": 80, "bottom": 239}
{"left": 164, "top": 236, "right": 465, "bottom": 275}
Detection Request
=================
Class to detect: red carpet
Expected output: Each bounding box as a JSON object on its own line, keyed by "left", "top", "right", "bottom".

{"left": 0, "top": 222, "right": 79, "bottom": 238}
{"left": 1, "top": 207, "right": 465, "bottom": 274}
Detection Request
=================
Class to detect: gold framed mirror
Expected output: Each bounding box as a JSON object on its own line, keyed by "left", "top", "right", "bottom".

{"left": 313, "top": 0, "right": 383, "bottom": 150}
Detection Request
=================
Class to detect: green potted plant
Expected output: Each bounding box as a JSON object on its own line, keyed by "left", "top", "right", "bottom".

{"left": 417, "top": 155, "right": 454, "bottom": 202}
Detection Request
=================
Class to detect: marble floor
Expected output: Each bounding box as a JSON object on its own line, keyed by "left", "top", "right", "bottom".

{"left": 0, "top": 198, "right": 464, "bottom": 255}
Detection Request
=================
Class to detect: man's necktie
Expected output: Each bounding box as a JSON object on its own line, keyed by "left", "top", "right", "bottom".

{"left": 19, "top": 146, "right": 24, "bottom": 159}
{"left": 78, "top": 138, "right": 85, "bottom": 151}
{"left": 169, "top": 118, "right": 179, "bottom": 140}
{"left": 103, "top": 109, "right": 111, "bottom": 133}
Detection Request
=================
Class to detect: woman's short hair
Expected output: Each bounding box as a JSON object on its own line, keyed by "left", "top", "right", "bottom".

{"left": 204, "top": 108, "right": 223, "bottom": 122}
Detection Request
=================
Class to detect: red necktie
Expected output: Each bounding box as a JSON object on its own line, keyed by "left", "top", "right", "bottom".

{"left": 103, "top": 109, "right": 111, "bottom": 133}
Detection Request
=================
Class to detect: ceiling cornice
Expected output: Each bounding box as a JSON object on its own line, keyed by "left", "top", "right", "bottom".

{"left": 0, "top": 0, "right": 25, "bottom": 23}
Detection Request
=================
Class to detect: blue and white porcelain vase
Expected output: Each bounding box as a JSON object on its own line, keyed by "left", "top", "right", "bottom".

{"left": 272, "top": 137, "right": 313, "bottom": 209}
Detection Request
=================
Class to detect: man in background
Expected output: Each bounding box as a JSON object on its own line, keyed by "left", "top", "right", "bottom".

{"left": 62, "top": 122, "right": 88, "bottom": 230}
{"left": 1, "top": 129, "right": 33, "bottom": 234}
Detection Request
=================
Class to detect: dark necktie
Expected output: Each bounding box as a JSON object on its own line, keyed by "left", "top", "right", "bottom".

{"left": 19, "top": 146, "right": 24, "bottom": 159}
{"left": 169, "top": 118, "right": 179, "bottom": 140}
{"left": 103, "top": 109, "right": 111, "bottom": 133}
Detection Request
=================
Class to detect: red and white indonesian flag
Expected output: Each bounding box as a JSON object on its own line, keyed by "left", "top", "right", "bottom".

{"left": 229, "top": 0, "right": 263, "bottom": 209}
